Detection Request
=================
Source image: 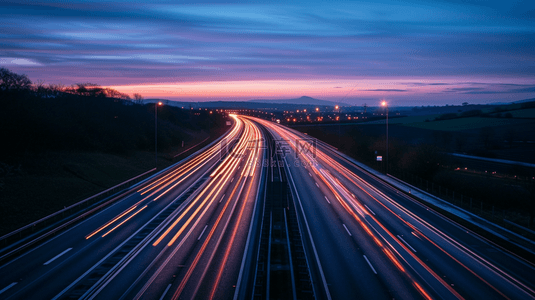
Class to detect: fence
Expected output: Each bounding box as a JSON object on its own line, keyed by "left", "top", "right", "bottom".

{"left": 394, "top": 170, "right": 534, "bottom": 240}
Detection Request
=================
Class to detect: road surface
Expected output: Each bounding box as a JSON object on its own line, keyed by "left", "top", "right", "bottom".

{"left": 1, "top": 115, "right": 534, "bottom": 300}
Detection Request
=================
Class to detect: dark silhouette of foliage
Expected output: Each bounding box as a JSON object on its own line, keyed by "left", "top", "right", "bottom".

{"left": 0, "top": 68, "right": 225, "bottom": 156}
{"left": 0, "top": 67, "right": 32, "bottom": 92}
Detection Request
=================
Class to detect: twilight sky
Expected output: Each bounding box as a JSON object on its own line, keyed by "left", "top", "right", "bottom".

{"left": 1, "top": 0, "right": 534, "bottom": 105}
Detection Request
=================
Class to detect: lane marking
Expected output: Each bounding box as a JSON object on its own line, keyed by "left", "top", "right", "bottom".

{"left": 397, "top": 235, "right": 417, "bottom": 253}
{"left": 0, "top": 282, "right": 17, "bottom": 295}
{"left": 364, "top": 204, "right": 376, "bottom": 215}
{"left": 159, "top": 284, "right": 172, "bottom": 300}
{"left": 220, "top": 194, "right": 226, "bottom": 203}
{"left": 324, "top": 196, "right": 331, "bottom": 204}
{"left": 43, "top": 248, "right": 73, "bottom": 265}
{"left": 342, "top": 224, "right": 352, "bottom": 236}
{"left": 230, "top": 177, "right": 234, "bottom": 183}
{"left": 315, "top": 182, "right": 319, "bottom": 188}
{"left": 284, "top": 156, "right": 332, "bottom": 300}
{"left": 309, "top": 172, "right": 312, "bottom": 177}
{"left": 363, "top": 255, "right": 377, "bottom": 274}
{"left": 198, "top": 225, "right": 208, "bottom": 240}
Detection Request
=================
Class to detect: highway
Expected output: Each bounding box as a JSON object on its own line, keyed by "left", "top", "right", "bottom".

{"left": 250, "top": 116, "right": 535, "bottom": 300}
{"left": 1, "top": 114, "right": 535, "bottom": 300}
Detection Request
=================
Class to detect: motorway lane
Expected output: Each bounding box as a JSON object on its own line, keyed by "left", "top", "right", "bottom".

{"left": 315, "top": 141, "right": 535, "bottom": 299}
{"left": 84, "top": 116, "right": 264, "bottom": 300}
{"left": 261, "top": 124, "right": 430, "bottom": 300}
{"left": 255, "top": 116, "right": 535, "bottom": 299}
{"left": 326, "top": 166, "right": 513, "bottom": 299}
{"left": 3, "top": 113, "right": 535, "bottom": 300}
{"left": 0, "top": 117, "right": 244, "bottom": 300}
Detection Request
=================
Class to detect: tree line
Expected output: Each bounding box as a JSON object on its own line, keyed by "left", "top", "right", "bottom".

{"left": 0, "top": 68, "right": 225, "bottom": 156}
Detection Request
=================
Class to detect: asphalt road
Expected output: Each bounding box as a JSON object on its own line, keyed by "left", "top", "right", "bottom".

{"left": 254, "top": 116, "right": 535, "bottom": 300}
{"left": 1, "top": 115, "right": 534, "bottom": 300}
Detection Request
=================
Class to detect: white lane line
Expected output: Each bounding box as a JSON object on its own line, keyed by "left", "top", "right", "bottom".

{"left": 43, "top": 248, "right": 73, "bottom": 265}
{"left": 363, "top": 255, "right": 377, "bottom": 274}
{"left": 342, "top": 224, "right": 352, "bottom": 236}
{"left": 364, "top": 204, "right": 376, "bottom": 216}
{"left": 397, "top": 235, "right": 417, "bottom": 253}
{"left": 159, "top": 283, "right": 172, "bottom": 300}
{"left": 309, "top": 172, "right": 312, "bottom": 176}
{"left": 324, "top": 196, "right": 331, "bottom": 204}
{"left": 0, "top": 282, "right": 17, "bottom": 295}
{"left": 220, "top": 194, "right": 226, "bottom": 203}
{"left": 315, "top": 182, "right": 319, "bottom": 188}
{"left": 230, "top": 177, "right": 234, "bottom": 183}
{"left": 198, "top": 225, "right": 208, "bottom": 240}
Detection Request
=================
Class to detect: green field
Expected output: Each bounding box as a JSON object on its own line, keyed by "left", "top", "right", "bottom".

{"left": 402, "top": 117, "right": 534, "bottom": 131}
{"left": 362, "top": 114, "right": 443, "bottom": 125}
{"left": 491, "top": 108, "right": 535, "bottom": 119}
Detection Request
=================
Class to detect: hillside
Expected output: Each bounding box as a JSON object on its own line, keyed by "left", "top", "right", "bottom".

{"left": 248, "top": 96, "right": 339, "bottom": 106}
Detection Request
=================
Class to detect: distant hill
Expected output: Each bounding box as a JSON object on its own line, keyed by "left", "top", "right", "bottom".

{"left": 248, "top": 96, "right": 339, "bottom": 106}
{"left": 145, "top": 96, "right": 341, "bottom": 110}
{"left": 489, "top": 98, "right": 535, "bottom": 105}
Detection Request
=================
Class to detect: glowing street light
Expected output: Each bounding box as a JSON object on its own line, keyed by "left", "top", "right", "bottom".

{"left": 315, "top": 107, "right": 319, "bottom": 112}
{"left": 155, "top": 101, "right": 163, "bottom": 167}
{"left": 335, "top": 104, "right": 341, "bottom": 146}
{"left": 381, "top": 100, "right": 389, "bottom": 173}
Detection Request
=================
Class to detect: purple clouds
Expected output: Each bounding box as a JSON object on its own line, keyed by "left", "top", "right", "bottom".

{"left": 1, "top": 0, "right": 534, "bottom": 104}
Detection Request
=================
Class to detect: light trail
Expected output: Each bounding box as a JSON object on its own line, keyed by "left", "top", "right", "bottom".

{"left": 170, "top": 117, "right": 262, "bottom": 299}
{"left": 152, "top": 117, "right": 254, "bottom": 247}
{"left": 85, "top": 205, "right": 138, "bottom": 239}
{"left": 83, "top": 116, "right": 243, "bottom": 242}
{"left": 208, "top": 121, "right": 262, "bottom": 299}
{"left": 256, "top": 117, "right": 453, "bottom": 299}
{"left": 102, "top": 205, "right": 148, "bottom": 237}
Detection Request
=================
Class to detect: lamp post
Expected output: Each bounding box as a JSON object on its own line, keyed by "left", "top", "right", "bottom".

{"left": 335, "top": 105, "right": 340, "bottom": 147}
{"left": 381, "top": 100, "right": 388, "bottom": 173}
{"left": 155, "top": 101, "right": 163, "bottom": 167}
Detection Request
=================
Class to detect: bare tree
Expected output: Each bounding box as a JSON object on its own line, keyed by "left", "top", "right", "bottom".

{"left": 133, "top": 93, "right": 144, "bottom": 104}
{"left": 0, "top": 67, "right": 32, "bottom": 91}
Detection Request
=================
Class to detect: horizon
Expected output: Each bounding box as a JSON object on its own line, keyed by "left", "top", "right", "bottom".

{"left": 1, "top": 0, "right": 534, "bottom": 106}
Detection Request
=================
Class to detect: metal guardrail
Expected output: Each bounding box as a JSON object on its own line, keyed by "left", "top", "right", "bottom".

{"left": 0, "top": 167, "right": 156, "bottom": 243}
{"left": 0, "top": 118, "right": 235, "bottom": 262}
{"left": 504, "top": 219, "right": 535, "bottom": 236}
{"left": 173, "top": 136, "right": 210, "bottom": 159}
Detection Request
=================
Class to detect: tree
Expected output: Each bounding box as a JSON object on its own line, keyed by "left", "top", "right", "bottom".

{"left": 0, "top": 67, "right": 32, "bottom": 92}
{"left": 133, "top": 93, "right": 143, "bottom": 101}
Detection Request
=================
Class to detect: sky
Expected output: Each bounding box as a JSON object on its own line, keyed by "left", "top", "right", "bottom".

{"left": 1, "top": 0, "right": 534, "bottom": 106}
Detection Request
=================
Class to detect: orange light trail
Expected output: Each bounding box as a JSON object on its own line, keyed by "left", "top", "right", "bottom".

{"left": 101, "top": 205, "right": 147, "bottom": 237}
{"left": 255, "top": 117, "right": 458, "bottom": 299}
{"left": 85, "top": 205, "right": 138, "bottom": 239}
{"left": 152, "top": 117, "right": 254, "bottom": 247}
{"left": 171, "top": 117, "right": 262, "bottom": 300}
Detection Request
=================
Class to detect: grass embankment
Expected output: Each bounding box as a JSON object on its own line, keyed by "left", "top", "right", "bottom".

{"left": 0, "top": 83, "right": 229, "bottom": 236}
{"left": 0, "top": 139, "right": 221, "bottom": 236}
{"left": 292, "top": 104, "right": 535, "bottom": 236}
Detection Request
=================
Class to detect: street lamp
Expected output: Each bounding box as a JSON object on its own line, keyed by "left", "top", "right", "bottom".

{"left": 335, "top": 105, "right": 341, "bottom": 146}
{"left": 155, "top": 101, "right": 163, "bottom": 167}
{"left": 381, "top": 100, "right": 388, "bottom": 173}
